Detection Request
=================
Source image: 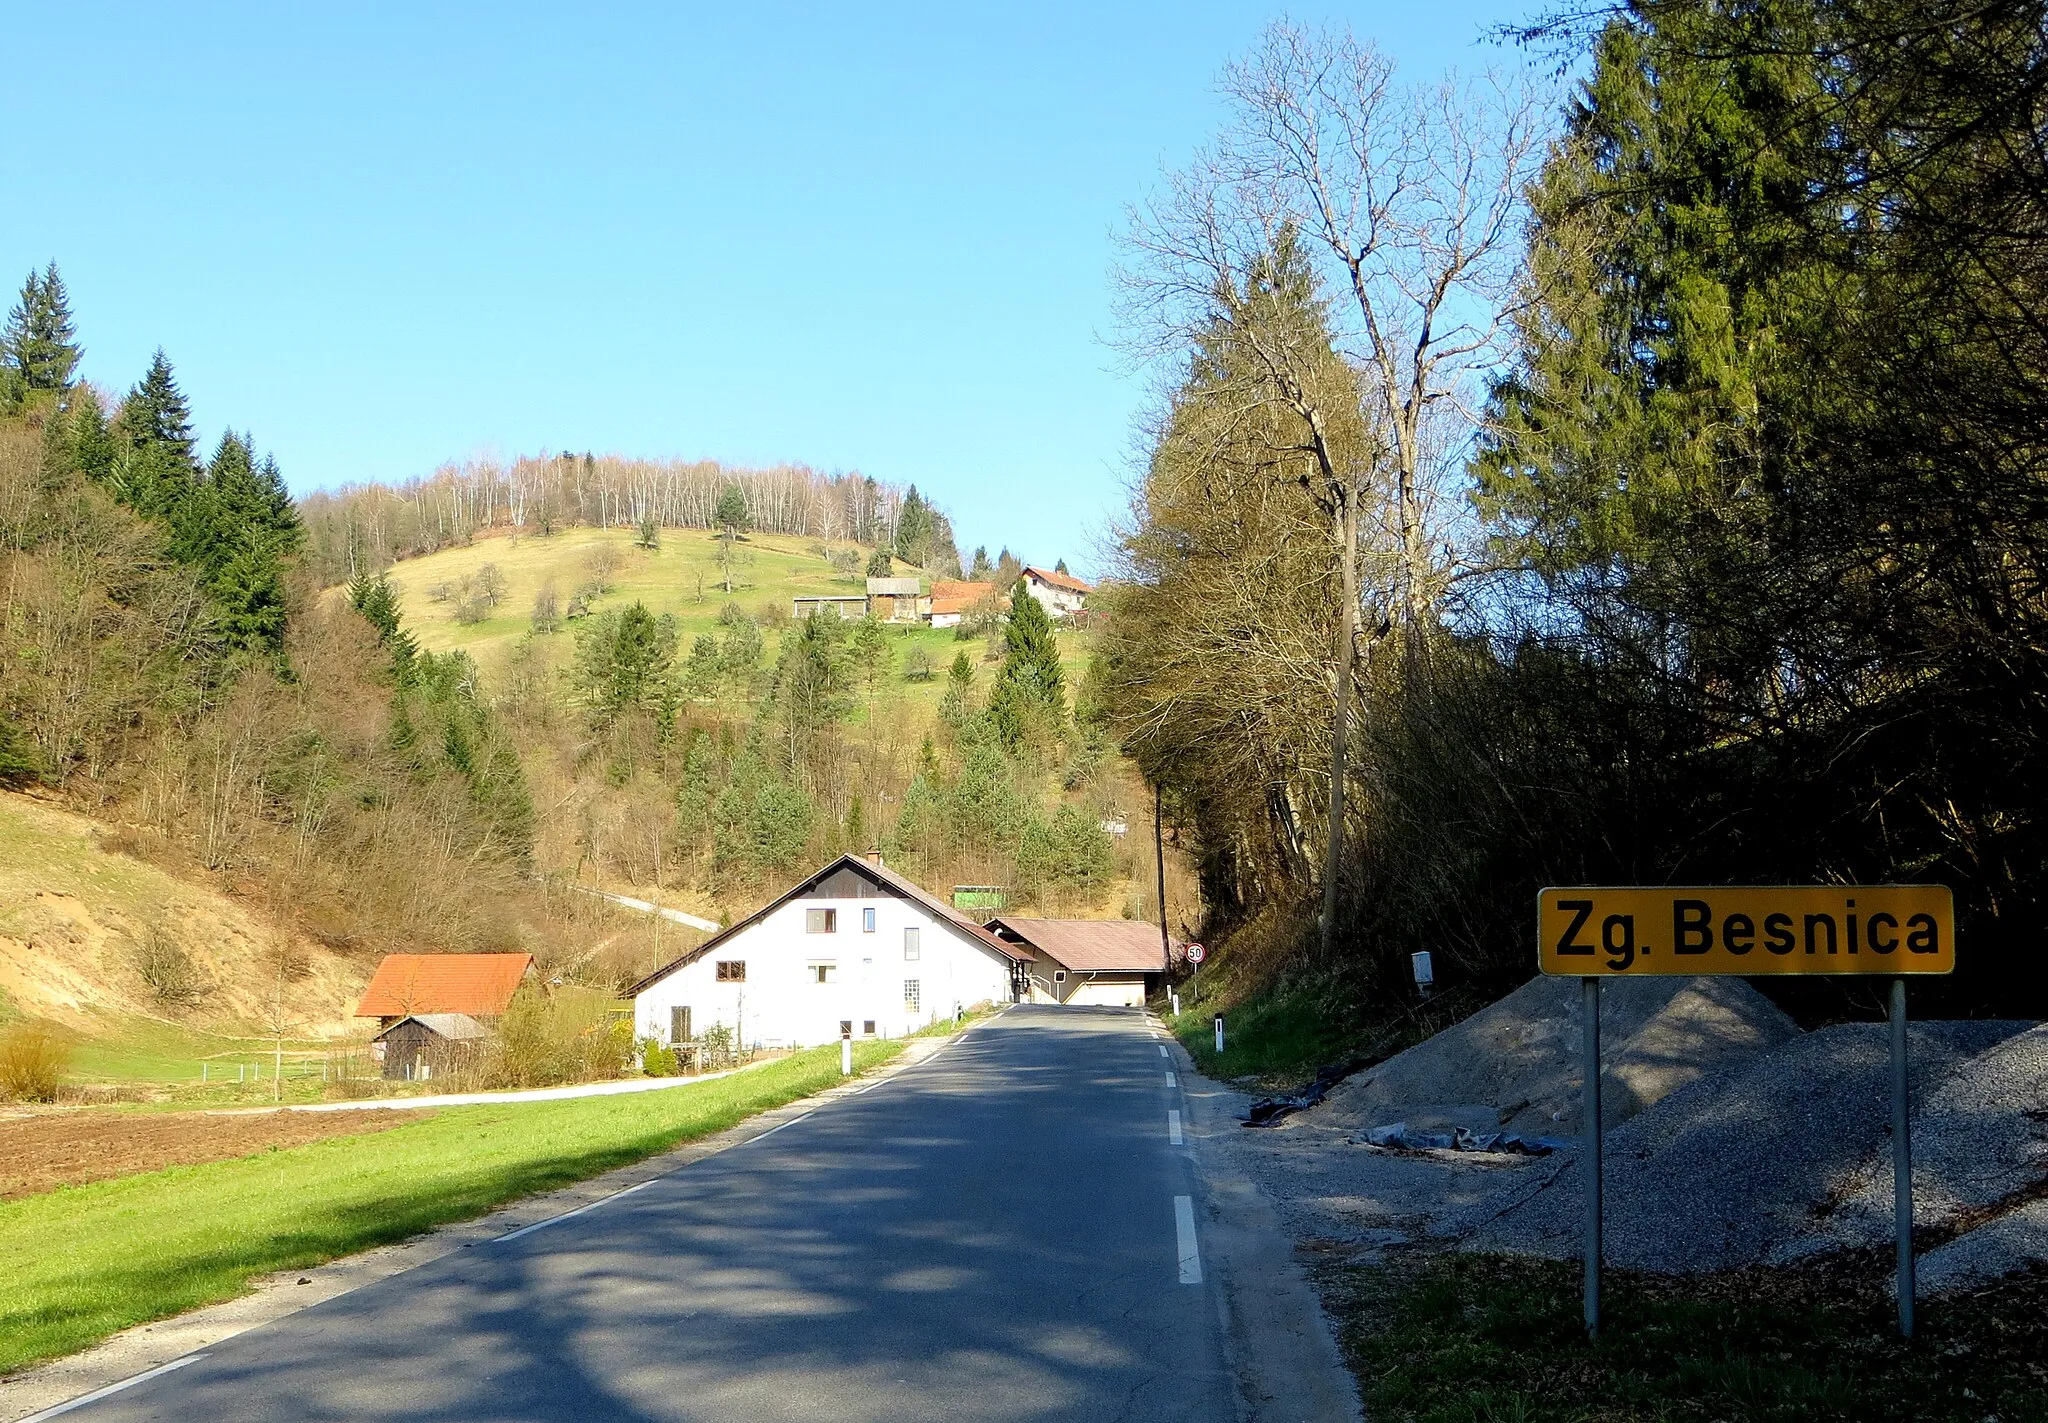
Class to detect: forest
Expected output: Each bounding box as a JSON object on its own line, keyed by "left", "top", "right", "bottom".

{"left": 0, "top": 271, "right": 1136, "bottom": 1004}
{"left": 1102, "top": 0, "right": 2048, "bottom": 1019}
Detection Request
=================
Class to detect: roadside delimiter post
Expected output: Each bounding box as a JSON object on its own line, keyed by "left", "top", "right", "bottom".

{"left": 840, "top": 1026, "right": 852, "bottom": 1077}
{"left": 1892, "top": 977, "right": 1914, "bottom": 1338}
{"left": 1582, "top": 975, "right": 1602, "bottom": 1340}
{"left": 1213, "top": 1014, "right": 1224, "bottom": 1056}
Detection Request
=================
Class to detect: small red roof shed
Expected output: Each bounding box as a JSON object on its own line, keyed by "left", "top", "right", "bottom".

{"left": 355, "top": 953, "right": 534, "bottom": 1019}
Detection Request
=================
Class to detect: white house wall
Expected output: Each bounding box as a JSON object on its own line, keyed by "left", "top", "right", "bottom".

{"left": 634, "top": 893, "right": 1013, "bottom": 1050}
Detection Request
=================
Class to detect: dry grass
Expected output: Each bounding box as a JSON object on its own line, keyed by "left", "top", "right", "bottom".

{"left": 0, "top": 1022, "right": 69, "bottom": 1101}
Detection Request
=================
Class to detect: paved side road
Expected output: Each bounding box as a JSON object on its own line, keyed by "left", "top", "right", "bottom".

{"left": 30, "top": 1007, "right": 1352, "bottom": 1421}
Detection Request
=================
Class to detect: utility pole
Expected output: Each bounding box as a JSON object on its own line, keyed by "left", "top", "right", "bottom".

{"left": 1154, "top": 783, "right": 1171, "bottom": 971}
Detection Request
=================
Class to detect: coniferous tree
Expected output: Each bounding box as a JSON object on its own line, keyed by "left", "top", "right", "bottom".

{"left": 2, "top": 263, "right": 82, "bottom": 398}
{"left": 894, "top": 486, "right": 935, "bottom": 566}
{"left": 987, "top": 582, "right": 1066, "bottom": 746}
{"left": 969, "top": 546, "right": 993, "bottom": 579}
{"left": 112, "top": 350, "right": 199, "bottom": 517}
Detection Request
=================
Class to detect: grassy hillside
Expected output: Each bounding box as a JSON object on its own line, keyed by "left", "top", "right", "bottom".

{"left": 383, "top": 527, "right": 951, "bottom": 693}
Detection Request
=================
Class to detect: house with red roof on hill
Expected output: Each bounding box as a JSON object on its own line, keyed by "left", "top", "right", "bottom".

{"left": 1021, "top": 565, "right": 1092, "bottom": 620}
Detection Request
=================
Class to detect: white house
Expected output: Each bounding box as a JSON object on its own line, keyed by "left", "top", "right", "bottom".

{"left": 630, "top": 854, "right": 1031, "bottom": 1050}
{"left": 1021, "top": 566, "right": 1091, "bottom": 620}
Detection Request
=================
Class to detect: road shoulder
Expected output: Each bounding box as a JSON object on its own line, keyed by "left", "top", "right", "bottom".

{"left": 1165, "top": 1020, "right": 1365, "bottom": 1423}
{"left": 0, "top": 1030, "right": 970, "bottom": 1423}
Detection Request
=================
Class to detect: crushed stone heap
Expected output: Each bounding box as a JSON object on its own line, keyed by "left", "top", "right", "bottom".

{"left": 1312, "top": 973, "right": 1800, "bottom": 1138}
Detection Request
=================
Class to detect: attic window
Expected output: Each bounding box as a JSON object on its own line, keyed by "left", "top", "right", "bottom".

{"left": 807, "top": 908, "right": 838, "bottom": 934}
{"left": 716, "top": 960, "right": 746, "bottom": 982}
{"left": 863, "top": 907, "right": 877, "bottom": 933}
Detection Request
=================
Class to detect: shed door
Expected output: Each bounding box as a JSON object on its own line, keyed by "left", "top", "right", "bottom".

{"left": 670, "top": 1005, "right": 692, "bottom": 1044}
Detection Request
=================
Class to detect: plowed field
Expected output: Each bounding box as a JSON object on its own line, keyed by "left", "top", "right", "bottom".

{"left": 0, "top": 1107, "right": 428, "bottom": 1199}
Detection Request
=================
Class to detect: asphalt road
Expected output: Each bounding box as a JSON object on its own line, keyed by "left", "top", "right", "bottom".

{"left": 57, "top": 1007, "right": 1241, "bottom": 1422}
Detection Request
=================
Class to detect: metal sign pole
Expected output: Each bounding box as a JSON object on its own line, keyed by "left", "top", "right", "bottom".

{"left": 1583, "top": 975, "right": 1602, "bottom": 1340}
{"left": 1892, "top": 977, "right": 1914, "bottom": 1338}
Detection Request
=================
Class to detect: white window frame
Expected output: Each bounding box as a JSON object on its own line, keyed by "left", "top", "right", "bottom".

{"left": 863, "top": 907, "right": 877, "bottom": 933}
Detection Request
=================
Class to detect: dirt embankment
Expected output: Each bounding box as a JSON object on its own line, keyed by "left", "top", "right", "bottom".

{"left": 0, "top": 1109, "right": 428, "bottom": 1200}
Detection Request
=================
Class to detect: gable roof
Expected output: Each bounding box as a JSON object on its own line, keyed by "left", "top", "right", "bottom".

{"left": 987, "top": 917, "right": 1171, "bottom": 973}
{"left": 1024, "top": 565, "right": 1091, "bottom": 594}
{"left": 930, "top": 580, "right": 996, "bottom": 615}
{"left": 356, "top": 953, "right": 533, "bottom": 1018}
{"left": 628, "top": 855, "right": 1030, "bottom": 996}
{"left": 373, "top": 1012, "right": 490, "bottom": 1042}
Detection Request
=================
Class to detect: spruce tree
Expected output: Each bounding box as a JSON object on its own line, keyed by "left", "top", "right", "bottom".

{"left": 112, "top": 350, "right": 199, "bottom": 517}
{"left": 969, "top": 546, "right": 992, "bottom": 579}
{"left": 987, "top": 581, "right": 1066, "bottom": 746}
{"left": 894, "top": 486, "right": 935, "bottom": 567}
{"left": 2, "top": 263, "right": 82, "bottom": 395}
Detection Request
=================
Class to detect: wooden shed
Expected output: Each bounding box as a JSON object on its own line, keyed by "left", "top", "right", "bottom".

{"left": 373, "top": 1013, "right": 489, "bottom": 1081}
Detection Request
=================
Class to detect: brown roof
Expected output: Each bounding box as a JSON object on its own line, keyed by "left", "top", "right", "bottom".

{"left": 356, "top": 953, "right": 533, "bottom": 1018}
{"left": 1025, "top": 566, "right": 1091, "bottom": 594}
{"left": 931, "top": 580, "right": 996, "bottom": 615}
{"left": 627, "top": 855, "right": 1030, "bottom": 995}
{"left": 987, "top": 917, "right": 1171, "bottom": 973}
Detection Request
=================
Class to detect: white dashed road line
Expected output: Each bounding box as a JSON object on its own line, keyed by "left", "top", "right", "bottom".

{"left": 1173, "top": 1195, "right": 1203, "bottom": 1284}
{"left": 1165, "top": 1072, "right": 1177, "bottom": 1088}
{"left": 1157, "top": 1044, "right": 1168, "bottom": 1057}
{"left": 18, "top": 1355, "right": 209, "bottom": 1422}
{"left": 494, "top": 1179, "right": 656, "bottom": 1244}
{"left": 1168, "top": 1109, "right": 1183, "bottom": 1146}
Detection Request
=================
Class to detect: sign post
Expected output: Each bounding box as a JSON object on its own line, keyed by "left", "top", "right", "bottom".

{"left": 1185, "top": 941, "right": 1205, "bottom": 1003}
{"left": 1538, "top": 885, "right": 1954, "bottom": 1341}
{"left": 1582, "top": 975, "right": 1602, "bottom": 1339}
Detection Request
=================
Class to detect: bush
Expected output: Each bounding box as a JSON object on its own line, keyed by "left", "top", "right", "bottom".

{"left": 480, "top": 986, "right": 633, "bottom": 1089}
{"left": 0, "top": 1023, "right": 68, "bottom": 1102}
{"left": 640, "top": 1040, "right": 678, "bottom": 1076}
{"left": 128, "top": 924, "right": 205, "bottom": 1007}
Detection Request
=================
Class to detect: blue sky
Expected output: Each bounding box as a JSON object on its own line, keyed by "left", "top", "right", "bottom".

{"left": 2, "top": 2, "right": 1539, "bottom": 574}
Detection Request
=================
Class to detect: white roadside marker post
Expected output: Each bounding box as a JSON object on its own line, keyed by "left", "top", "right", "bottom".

{"left": 1892, "top": 976, "right": 1914, "bottom": 1338}
{"left": 1582, "top": 975, "right": 1602, "bottom": 1340}
{"left": 1213, "top": 1014, "right": 1225, "bottom": 1056}
{"left": 840, "top": 1026, "right": 852, "bottom": 1078}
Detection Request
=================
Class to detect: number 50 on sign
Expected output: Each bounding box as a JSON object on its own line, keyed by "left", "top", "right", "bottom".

{"left": 1538, "top": 886, "right": 1955, "bottom": 976}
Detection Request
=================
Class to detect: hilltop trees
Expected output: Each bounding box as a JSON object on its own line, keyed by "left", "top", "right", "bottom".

{"left": 1, "top": 263, "right": 81, "bottom": 402}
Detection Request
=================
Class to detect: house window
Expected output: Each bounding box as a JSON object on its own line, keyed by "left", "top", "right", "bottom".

{"left": 863, "top": 907, "right": 877, "bottom": 933}
{"left": 1054, "top": 970, "right": 1066, "bottom": 984}
{"left": 903, "top": 926, "right": 921, "bottom": 961}
{"left": 716, "top": 960, "right": 746, "bottom": 982}
{"left": 904, "top": 979, "right": 921, "bottom": 1012}
{"left": 839, "top": 1019, "right": 853, "bottom": 1038}
{"left": 811, "top": 963, "right": 836, "bottom": 984}
{"left": 807, "top": 908, "right": 838, "bottom": 934}
{"left": 863, "top": 1020, "right": 876, "bottom": 1036}
{"left": 670, "top": 1006, "right": 692, "bottom": 1044}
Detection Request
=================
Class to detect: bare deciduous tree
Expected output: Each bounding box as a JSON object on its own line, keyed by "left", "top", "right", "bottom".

{"left": 1118, "top": 20, "right": 1546, "bottom": 955}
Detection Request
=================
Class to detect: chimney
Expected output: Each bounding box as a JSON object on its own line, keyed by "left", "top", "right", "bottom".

{"left": 865, "top": 850, "right": 885, "bottom": 868}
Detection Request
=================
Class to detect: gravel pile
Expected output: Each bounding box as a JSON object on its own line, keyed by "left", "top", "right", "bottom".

{"left": 1448, "top": 1020, "right": 2029, "bottom": 1273}
{"left": 1312, "top": 973, "right": 1799, "bottom": 1137}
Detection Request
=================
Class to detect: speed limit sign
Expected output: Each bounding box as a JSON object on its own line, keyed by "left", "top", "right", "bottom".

{"left": 1185, "top": 942, "right": 1206, "bottom": 964}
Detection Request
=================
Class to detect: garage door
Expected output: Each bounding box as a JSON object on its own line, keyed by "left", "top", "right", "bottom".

{"left": 1066, "top": 978, "right": 1145, "bottom": 1008}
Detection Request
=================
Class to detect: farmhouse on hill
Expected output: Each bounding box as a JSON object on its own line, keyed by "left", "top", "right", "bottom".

{"left": 930, "top": 580, "right": 997, "bottom": 629}
{"left": 986, "top": 918, "right": 1170, "bottom": 1007}
{"left": 355, "top": 952, "right": 535, "bottom": 1081}
{"left": 630, "top": 854, "right": 1030, "bottom": 1050}
{"left": 1021, "top": 565, "right": 1091, "bottom": 619}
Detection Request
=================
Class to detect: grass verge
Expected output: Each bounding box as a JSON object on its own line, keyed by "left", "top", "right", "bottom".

{"left": 1319, "top": 1247, "right": 2048, "bottom": 1423}
{"left": 0, "top": 1037, "right": 907, "bottom": 1374}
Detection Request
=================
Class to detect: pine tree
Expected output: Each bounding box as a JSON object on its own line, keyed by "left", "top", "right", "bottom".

{"left": 2, "top": 263, "right": 82, "bottom": 396}
{"left": 987, "top": 581, "right": 1066, "bottom": 746}
{"left": 866, "top": 549, "right": 893, "bottom": 578}
{"left": 349, "top": 571, "right": 419, "bottom": 680}
{"left": 895, "top": 486, "right": 935, "bottom": 567}
{"left": 969, "top": 546, "right": 993, "bottom": 579}
{"left": 112, "top": 350, "right": 199, "bottom": 517}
